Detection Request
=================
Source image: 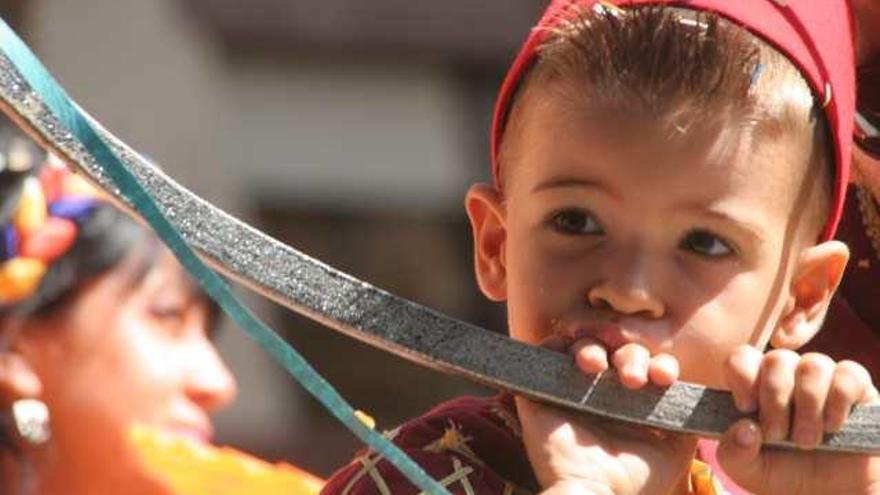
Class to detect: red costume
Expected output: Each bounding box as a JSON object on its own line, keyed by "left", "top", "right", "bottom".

{"left": 321, "top": 395, "right": 728, "bottom": 495}
{"left": 804, "top": 187, "right": 880, "bottom": 383}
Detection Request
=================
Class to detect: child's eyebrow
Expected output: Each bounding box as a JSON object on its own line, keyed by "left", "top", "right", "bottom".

{"left": 681, "top": 203, "right": 767, "bottom": 243}
{"left": 531, "top": 176, "right": 617, "bottom": 197}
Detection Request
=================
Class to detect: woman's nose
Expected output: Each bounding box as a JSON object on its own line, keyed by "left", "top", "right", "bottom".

{"left": 586, "top": 249, "right": 665, "bottom": 319}
{"left": 184, "top": 338, "right": 238, "bottom": 412}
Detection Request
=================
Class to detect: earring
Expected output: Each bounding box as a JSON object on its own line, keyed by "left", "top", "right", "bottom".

{"left": 12, "top": 398, "right": 50, "bottom": 445}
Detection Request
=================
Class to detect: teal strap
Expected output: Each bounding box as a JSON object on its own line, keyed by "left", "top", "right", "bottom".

{"left": 0, "top": 19, "right": 451, "bottom": 495}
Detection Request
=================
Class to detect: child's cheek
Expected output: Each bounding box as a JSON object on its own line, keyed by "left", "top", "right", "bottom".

{"left": 673, "top": 328, "right": 731, "bottom": 388}
{"left": 506, "top": 276, "right": 585, "bottom": 346}
{"left": 672, "top": 299, "right": 757, "bottom": 388}
{"left": 505, "top": 292, "right": 559, "bottom": 345}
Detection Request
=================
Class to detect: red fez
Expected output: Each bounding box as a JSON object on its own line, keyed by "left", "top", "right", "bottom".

{"left": 490, "top": 0, "right": 856, "bottom": 241}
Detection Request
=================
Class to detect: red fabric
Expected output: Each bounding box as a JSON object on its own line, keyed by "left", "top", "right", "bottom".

{"left": 803, "top": 187, "right": 880, "bottom": 383}
{"left": 322, "top": 395, "right": 741, "bottom": 495}
{"left": 321, "top": 395, "right": 539, "bottom": 495}
{"left": 490, "top": 0, "right": 856, "bottom": 241}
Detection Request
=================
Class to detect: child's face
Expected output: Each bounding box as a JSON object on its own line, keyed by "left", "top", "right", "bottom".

{"left": 469, "top": 84, "right": 841, "bottom": 389}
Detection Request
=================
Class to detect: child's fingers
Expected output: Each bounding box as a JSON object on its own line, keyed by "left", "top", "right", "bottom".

{"left": 824, "top": 360, "right": 875, "bottom": 432}
{"left": 724, "top": 345, "right": 762, "bottom": 413}
{"left": 571, "top": 337, "right": 609, "bottom": 375}
{"left": 791, "top": 353, "right": 835, "bottom": 447}
{"left": 647, "top": 353, "right": 678, "bottom": 387}
{"left": 758, "top": 349, "right": 800, "bottom": 442}
{"left": 612, "top": 343, "right": 651, "bottom": 389}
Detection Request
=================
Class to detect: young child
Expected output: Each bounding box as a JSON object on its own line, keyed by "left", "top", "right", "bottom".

{"left": 322, "top": 1, "right": 879, "bottom": 494}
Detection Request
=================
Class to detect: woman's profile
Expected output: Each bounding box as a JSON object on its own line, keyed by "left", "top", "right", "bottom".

{"left": 0, "top": 120, "right": 243, "bottom": 494}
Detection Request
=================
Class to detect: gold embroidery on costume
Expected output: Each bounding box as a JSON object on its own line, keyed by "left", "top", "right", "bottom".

{"left": 424, "top": 422, "right": 484, "bottom": 467}
{"left": 340, "top": 451, "right": 386, "bottom": 495}
{"left": 340, "top": 422, "right": 505, "bottom": 495}
{"left": 491, "top": 405, "right": 522, "bottom": 438}
{"left": 857, "top": 185, "right": 880, "bottom": 261}
{"left": 382, "top": 427, "right": 401, "bottom": 441}
{"left": 413, "top": 458, "right": 475, "bottom": 495}
{"left": 364, "top": 455, "right": 393, "bottom": 495}
{"left": 456, "top": 458, "right": 477, "bottom": 495}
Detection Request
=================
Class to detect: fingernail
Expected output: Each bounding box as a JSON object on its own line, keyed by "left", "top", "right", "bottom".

{"left": 736, "top": 422, "right": 758, "bottom": 447}
{"left": 621, "top": 365, "right": 647, "bottom": 387}
{"left": 792, "top": 427, "right": 813, "bottom": 447}
{"left": 824, "top": 416, "right": 841, "bottom": 433}
{"left": 765, "top": 424, "right": 785, "bottom": 442}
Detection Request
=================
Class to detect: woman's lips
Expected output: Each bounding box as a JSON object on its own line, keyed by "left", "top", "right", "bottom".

{"left": 164, "top": 423, "right": 213, "bottom": 444}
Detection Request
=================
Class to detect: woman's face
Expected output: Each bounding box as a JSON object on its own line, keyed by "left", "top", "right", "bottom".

{"left": 17, "top": 247, "right": 237, "bottom": 489}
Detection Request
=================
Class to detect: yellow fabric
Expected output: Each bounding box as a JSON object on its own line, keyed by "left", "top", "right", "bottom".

{"left": 129, "top": 424, "right": 325, "bottom": 495}
{"left": 689, "top": 459, "right": 726, "bottom": 495}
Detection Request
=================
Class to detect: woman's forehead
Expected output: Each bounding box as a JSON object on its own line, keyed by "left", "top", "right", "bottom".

{"left": 135, "top": 251, "right": 194, "bottom": 294}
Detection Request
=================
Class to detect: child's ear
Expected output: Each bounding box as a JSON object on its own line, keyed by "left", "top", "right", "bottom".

{"left": 771, "top": 240, "right": 849, "bottom": 349}
{"left": 465, "top": 183, "right": 507, "bottom": 302}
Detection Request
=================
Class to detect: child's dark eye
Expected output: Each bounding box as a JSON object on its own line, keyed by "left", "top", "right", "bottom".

{"left": 550, "top": 209, "right": 603, "bottom": 235}
{"left": 680, "top": 230, "right": 734, "bottom": 257}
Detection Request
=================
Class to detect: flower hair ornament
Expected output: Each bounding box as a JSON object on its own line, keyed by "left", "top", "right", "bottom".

{"left": 0, "top": 147, "right": 101, "bottom": 305}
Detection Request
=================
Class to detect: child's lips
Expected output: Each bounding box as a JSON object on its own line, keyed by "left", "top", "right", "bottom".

{"left": 567, "top": 321, "right": 640, "bottom": 353}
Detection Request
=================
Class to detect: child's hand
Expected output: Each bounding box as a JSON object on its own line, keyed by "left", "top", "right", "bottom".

{"left": 724, "top": 345, "right": 877, "bottom": 447}
{"left": 568, "top": 336, "right": 679, "bottom": 389}
{"left": 517, "top": 397, "right": 696, "bottom": 495}
{"left": 718, "top": 345, "right": 880, "bottom": 495}
{"left": 517, "top": 336, "right": 696, "bottom": 495}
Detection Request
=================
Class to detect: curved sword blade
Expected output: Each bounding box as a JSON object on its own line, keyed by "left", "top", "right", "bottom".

{"left": 0, "top": 52, "right": 877, "bottom": 454}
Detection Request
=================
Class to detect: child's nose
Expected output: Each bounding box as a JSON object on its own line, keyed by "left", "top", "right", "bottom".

{"left": 586, "top": 250, "right": 665, "bottom": 318}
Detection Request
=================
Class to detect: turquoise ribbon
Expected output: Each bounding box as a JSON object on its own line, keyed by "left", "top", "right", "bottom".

{"left": 0, "top": 18, "right": 451, "bottom": 495}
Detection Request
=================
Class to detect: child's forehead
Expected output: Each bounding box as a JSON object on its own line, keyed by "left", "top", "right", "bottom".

{"left": 513, "top": 74, "right": 808, "bottom": 169}
{"left": 491, "top": 0, "right": 855, "bottom": 240}
{"left": 508, "top": 84, "right": 816, "bottom": 224}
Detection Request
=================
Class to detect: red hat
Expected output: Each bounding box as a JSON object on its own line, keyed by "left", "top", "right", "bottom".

{"left": 490, "top": 0, "right": 856, "bottom": 241}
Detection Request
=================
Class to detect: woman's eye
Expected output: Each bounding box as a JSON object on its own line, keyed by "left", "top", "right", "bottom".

{"left": 550, "top": 209, "right": 603, "bottom": 235}
{"left": 681, "top": 230, "right": 734, "bottom": 257}
{"left": 149, "top": 305, "right": 186, "bottom": 327}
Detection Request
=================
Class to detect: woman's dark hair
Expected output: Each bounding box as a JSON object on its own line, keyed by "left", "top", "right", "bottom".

{"left": 6, "top": 203, "right": 157, "bottom": 319}
{"left": 0, "top": 131, "right": 227, "bottom": 324}
{"left": 0, "top": 129, "right": 157, "bottom": 320}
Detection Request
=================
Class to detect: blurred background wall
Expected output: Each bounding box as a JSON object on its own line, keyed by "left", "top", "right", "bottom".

{"left": 0, "top": 0, "right": 545, "bottom": 475}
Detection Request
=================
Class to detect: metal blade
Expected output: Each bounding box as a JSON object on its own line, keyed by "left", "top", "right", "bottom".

{"left": 0, "top": 51, "right": 878, "bottom": 454}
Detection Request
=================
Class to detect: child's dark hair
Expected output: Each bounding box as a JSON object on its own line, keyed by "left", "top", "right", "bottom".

{"left": 499, "top": 5, "right": 833, "bottom": 236}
